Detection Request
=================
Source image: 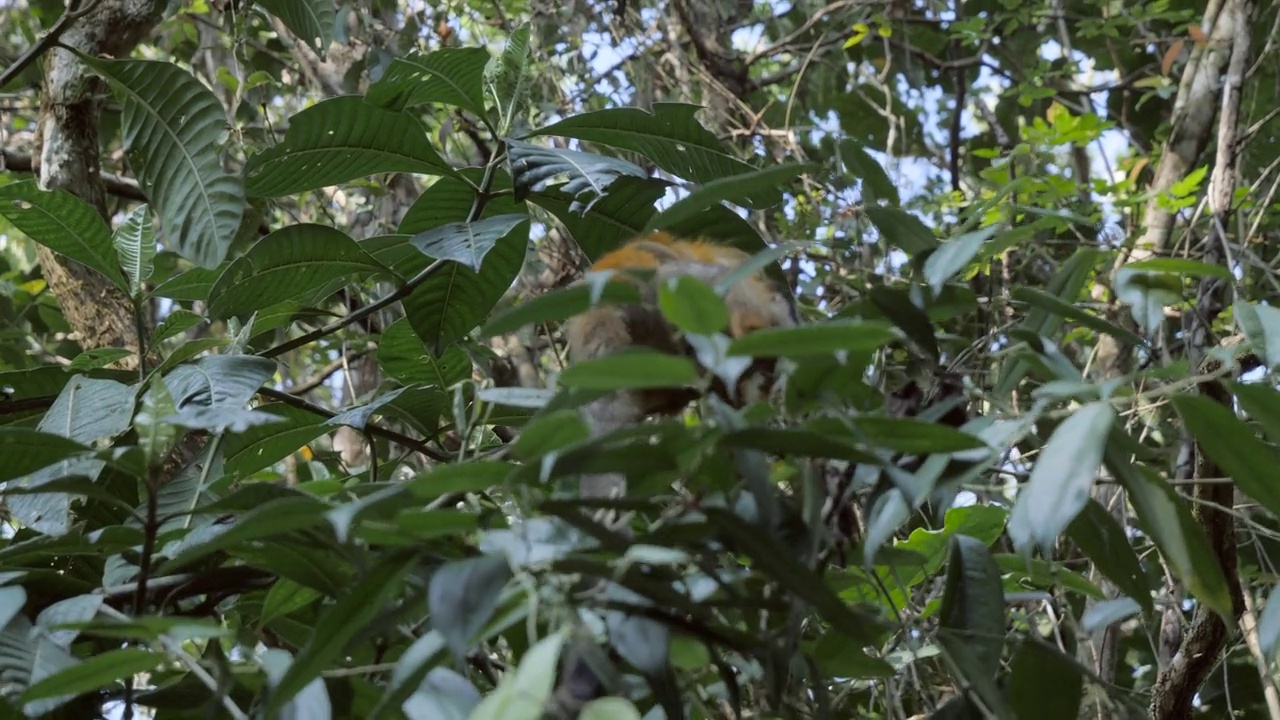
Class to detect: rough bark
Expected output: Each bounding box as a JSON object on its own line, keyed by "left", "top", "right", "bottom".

{"left": 36, "top": 0, "right": 161, "bottom": 362}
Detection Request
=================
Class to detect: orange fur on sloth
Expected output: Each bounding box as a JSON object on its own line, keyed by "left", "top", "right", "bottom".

{"left": 564, "top": 232, "right": 797, "bottom": 498}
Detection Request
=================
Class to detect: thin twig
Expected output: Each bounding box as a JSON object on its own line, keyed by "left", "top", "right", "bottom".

{"left": 0, "top": 0, "right": 102, "bottom": 87}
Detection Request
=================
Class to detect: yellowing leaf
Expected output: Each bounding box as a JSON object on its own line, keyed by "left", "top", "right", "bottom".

{"left": 876, "top": 24, "right": 892, "bottom": 38}
{"left": 844, "top": 23, "right": 870, "bottom": 49}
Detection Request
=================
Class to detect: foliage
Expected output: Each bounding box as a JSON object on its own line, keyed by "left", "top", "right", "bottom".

{"left": 0, "top": 0, "right": 1278, "bottom": 718}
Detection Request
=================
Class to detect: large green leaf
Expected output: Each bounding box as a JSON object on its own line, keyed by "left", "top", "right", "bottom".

{"left": 207, "top": 224, "right": 389, "bottom": 318}
{"left": 162, "top": 355, "right": 277, "bottom": 410}
{"left": 410, "top": 214, "right": 529, "bottom": 272}
{"left": 507, "top": 139, "right": 648, "bottom": 210}
{"left": 938, "top": 535, "right": 1011, "bottom": 717}
{"left": 1009, "top": 402, "right": 1114, "bottom": 554}
{"left": 1173, "top": 394, "right": 1280, "bottom": 518}
{"left": 9, "top": 377, "right": 136, "bottom": 536}
{"left": 377, "top": 319, "right": 473, "bottom": 387}
{"left": 1105, "top": 440, "right": 1233, "bottom": 620}
{"left": 529, "top": 104, "right": 770, "bottom": 206}
{"left": 0, "top": 181, "right": 124, "bottom": 290}
{"left": 112, "top": 204, "right": 156, "bottom": 297}
{"left": 726, "top": 320, "right": 897, "bottom": 358}
{"left": 644, "top": 163, "right": 817, "bottom": 233}
{"left": 559, "top": 351, "right": 700, "bottom": 390}
{"left": 22, "top": 648, "right": 161, "bottom": 704}
{"left": 838, "top": 138, "right": 899, "bottom": 206}
{"left": 244, "top": 96, "right": 456, "bottom": 197}
{"left": 268, "top": 556, "right": 415, "bottom": 713}
{"left": 1066, "top": 500, "right": 1152, "bottom": 614}
{"left": 863, "top": 206, "right": 938, "bottom": 255}
{"left": 406, "top": 220, "right": 529, "bottom": 354}
{"left": 528, "top": 176, "right": 669, "bottom": 260}
{"left": 429, "top": 556, "right": 514, "bottom": 659}
{"left": 83, "top": 56, "right": 245, "bottom": 269}
{"left": 222, "top": 403, "right": 327, "bottom": 480}
{"left": 257, "top": 0, "right": 334, "bottom": 54}
{"left": 0, "top": 428, "right": 90, "bottom": 483}
{"left": 1007, "top": 638, "right": 1084, "bottom": 720}
{"left": 366, "top": 47, "right": 490, "bottom": 116}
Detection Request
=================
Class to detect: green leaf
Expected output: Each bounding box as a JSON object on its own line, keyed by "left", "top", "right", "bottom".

{"left": 1257, "top": 585, "right": 1280, "bottom": 662}
{"left": 150, "top": 308, "right": 206, "bottom": 345}
{"left": 409, "top": 214, "right": 529, "bottom": 272}
{"left": 1173, "top": 394, "right": 1280, "bottom": 519}
{"left": 113, "top": 203, "right": 156, "bottom": 297}
{"left": 1009, "top": 402, "right": 1114, "bottom": 554}
{"left": 1105, "top": 441, "right": 1233, "bottom": 620}
{"left": 244, "top": 96, "right": 456, "bottom": 197}
{"left": 136, "top": 376, "right": 178, "bottom": 469}
{"left": 481, "top": 282, "right": 642, "bottom": 337}
{"left": 1012, "top": 286, "right": 1147, "bottom": 347}
{"left": 643, "top": 163, "right": 817, "bottom": 233}
{"left": 852, "top": 417, "right": 986, "bottom": 454}
{"left": 530, "top": 104, "right": 769, "bottom": 207}
{"left": 838, "top": 139, "right": 899, "bottom": 206}
{"left": 67, "top": 348, "right": 134, "bottom": 372}
{"left": 222, "top": 403, "right": 329, "bottom": 480}
{"left": 377, "top": 320, "right": 472, "bottom": 387}
{"left": 469, "top": 632, "right": 563, "bottom": 720}
{"left": 0, "top": 181, "right": 124, "bottom": 290}
{"left": 256, "top": 0, "right": 334, "bottom": 54}
{"left": 366, "top": 47, "right": 490, "bottom": 116}
{"left": 508, "top": 139, "right": 648, "bottom": 211}
{"left": 1235, "top": 301, "right": 1280, "bottom": 371}
{"left": 82, "top": 56, "right": 245, "bottom": 269}
{"left": 160, "top": 495, "right": 331, "bottom": 572}
{"left": 726, "top": 320, "right": 897, "bottom": 358}
{"left": 1124, "top": 257, "right": 1233, "bottom": 280}
{"left": 269, "top": 556, "right": 415, "bottom": 712}
{"left": 864, "top": 206, "right": 938, "bottom": 255}
{"left": 703, "top": 507, "right": 883, "bottom": 645}
{"left": 1114, "top": 267, "right": 1181, "bottom": 333}
{"left": 867, "top": 287, "right": 939, "bottom": 362}
{"left": 1007, "top": 638, "right": 1084, "bottom": 720}
{"left": 1066, "top": 500, "right": 1152, "bottom": 614}
{"left": 162, "top": 354, "right": 275, "bottom": 410}
{"left": 658, "top": 275, "right": 730, "bottom": 335}
{"left": 529, "top": 176, "right": 669, "bottom": 261}
{"left": 404, "top": 460, "right": 518, "bottom": 500}
{"left": 0, "top": 587, "right": 26, "bottom": 635}
{"left": 403, "top": 214, "right": 528, "bottom": 354}
{"left": 559, "top": 351, "right": 700, "bottom": 390}
{"left": 720, "top": 428, "right": 879, "bottom": 463}
{"left": 487, "top": 25, "right": 532, "bottom": 133}
{"left": 923, "top": 227, "right": 996, "bottom": 294}
{"left": 149, "top": 265, "right": 223, "bottom": 301}
{"left": 21, "top": 648, "right": 163, "bottom": 703}
{"left": 938, "top": 535, "right": 1008, "bottom": 714}
{"left": 581, "top": 698, "right": 643, "bottom": 720}
{"left": 1233, "top": 382, "right": 1280, "bottom": 445}
{"left": 402, "top": 667, "right": 482, "bottom": 720}
{"left": 429, "top": 556, "right": 514, "bottom": 659}
{"left": 207, "top": 224, "right": 388, "bottom": 318}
